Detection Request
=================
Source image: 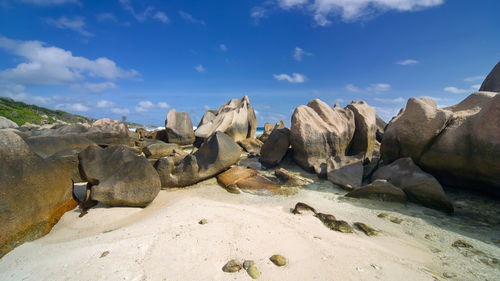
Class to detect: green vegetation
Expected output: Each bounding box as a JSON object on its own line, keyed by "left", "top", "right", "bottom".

{"left": 0, "top": 97, "right": 95, "bottom": 126}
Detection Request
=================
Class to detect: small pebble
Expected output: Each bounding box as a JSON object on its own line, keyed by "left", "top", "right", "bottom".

{"left": 198, "top": 219, "right": 208, "bottom": 225}
{"left": 443, "top": 272, "right": 457, "bottom": 278}
{"left": 270, "top": 254, "right": 287, "bottom": 266}
{"left": 222, "top": 259, "right": 242, "bottom": 273}
{"left": 246, "top": 265, "right": 260, "bottom": 279}
{"left": 99, "top": 251, "right": 109, "bottom": 258}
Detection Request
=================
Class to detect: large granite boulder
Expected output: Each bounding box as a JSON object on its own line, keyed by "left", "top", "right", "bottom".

{"left": 85, "top": 118, "right": 133, "bottom": 146}
{"left": 0, "top": 116, "right": 18, "bottom": 129}
{"left": 372, "top": 157, "right": 453, "bottom": 213}
{"left": 195, "top": 96, "right": 257, "bottom": 143}
{"left": 25, "top": 134, "right": 95, "bottom": 158}
{"left": 290, "top": 99, "right": 355, "bottom": 176}
{"left": 217, "top": 166, "right": 282, "bottom": 195}
{"left": 381, "top": 92, "right": 500, "bottom": 196}
{"left": 142, "top": 142, "right": 178, "bottom": 158}
{"left": 479, "top": 60, "right": 500, "bottom": 92}
{"left": 154, "top": 131, "right": 241, "bottom": 187}
{"left": 381, "top": 97, "right": 452, "bottom": 163}
{"left": 346, "top": 101, "right": 377, "bottom": 156}
{"left": 345, "top": 179, "right": 407, "bottom": 203}
{"left": 326, "top": 154, "right": 364, "bottom": 190}
{"left": 47, "top": 148, "right": 85, "bottom": 183}
{"left": 260, "top": 121, "right": 290, "bottom": 167}
{"left": 78, "top": 144, "right": 161, "bottom": 207}
{"left": 165, "top": 109, "right": 195, "bottom": 145}
{"left": 0, "top": 131, "right": 76, "bottom": 258}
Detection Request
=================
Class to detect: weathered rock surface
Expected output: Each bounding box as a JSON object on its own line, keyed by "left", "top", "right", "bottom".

{"left": 479, "top": 60, "right": 500, "bottom": 92}
{"left": 381, "top": 92, "right": 500, "bottom": 196}
{"left": 46, "top": 148, "right": 85, "bottom": 183}
{"left": 269, "top": 255, "right": 287, "bottom": 266}
{"left": 0, "top": 131, "right": 76, "bottom": 258}
{"left": 217, "top": 166, "right": 281, "bottom": 195}
{"left": 142, "top": 142, "right": 178, "bottom": 158}
{"left": 290, "top": 99, "right": 355, "bottom": 176}
{"left": 345, "top": 179, "right": 407, "bottom": 203}
{"left": 275, "top": 168, "right": 312, "bottom": 186}
{"left": 78, "top": 144, "right": 161, "bottom": 207}
{"left": 237, "top": 137, "right": 263, "bottom": 155}
{"left": 375, "top": 114, "right": 387, "bottom": 142}
{"left": 195, "top": 96, "right": 257, "bottom": 143}
{"left": 354, "top": 222, "right": 379, "bottom": 236}
{"left": 316, "top": 213, "right": 353, "bottom": 233}
{"left": 155, "top": 131, "right": 241, "bottom": 187}
{"left": 222, "top": 260, "right": 242, "bottom": 273}
{"left": 372, "top": 157, "right": 453, "bottom": 213}
{"left": 0, "top": 116, "right": 18, "bottom": 129}
{"left": 25, "top": 134, "right": 95, "bottom": 158}
{"left": 326, "top": 154, "right": 364, "bottom": 190}
{"left": 260, "top": 121, "right": 290, "bottom": 167}
{"left": 346, "top": 101, "right": 377, "bottom": 156}
{"left": 257, "top": 122, "right": 274, "bottom": 142}
{"left": 165, "top": 109, "right": 195, "bottom": 145}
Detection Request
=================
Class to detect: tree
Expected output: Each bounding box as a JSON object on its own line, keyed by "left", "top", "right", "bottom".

{"left": 121, "top": 116, "right": 127, "bottom": 122}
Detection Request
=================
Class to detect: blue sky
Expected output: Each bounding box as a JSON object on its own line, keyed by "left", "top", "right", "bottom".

{"left": 0, "top": 0, "right": 499, "bottom": 126}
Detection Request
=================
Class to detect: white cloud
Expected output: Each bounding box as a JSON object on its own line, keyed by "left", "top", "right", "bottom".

{"left": 195, "top": 64, "right": 206, "bottom": 73}
{"left": 97, "top": 100, "right": 114, "bottom": 108}
{"left": 0, "top": 35, "right": 139, "bottom": 86}
{"left": 179, "top": 11, "right": 205, "bottom": 25}
{"left": 219, "top": 44, "right": 228, "bottom": 51}
{"left": 45, "top": 16, "right": 93, "bottom": 37}
{"left": 111, "top": 107, "right": 130, "bottom": 115}
{"left": 119, "top": 0, "right": 167, "bottom": 23}
{"left": 444, "top": 86, "right": 469, "bottom": 94}
{"left": 153, "top": 11, "right": 169, "bottom": 23}
{"left": 0, "top": 83, "right": 53, "bottom": 105}
{"left": 471, "top": 84, "right": 481, "bottom": 91}
{"left": 346, "top": 84, "right": 362, "bottom": 93}
{"left": 374, "top": 97, "right": 405, "bottom": 103}
{"left": 397, "top": 59, "right": 418, "bottom": 66}
{"left": 464, "top": 75, "right": 484, "bottom": 82}
{"left": 369, "top": 83, "right": 391, "bottom": 93}
{"left": 273, "top": 73, "right": 307, "bottom": 83}
{"left": 293, "top": 47, "right": 312, "bottom": 61}
{"left": 374, "top": 106, "right": 401, "bottom": 121}
{"left": 135, "top": 100, "right": 168, "bottom": 112}
{"left": 157, "top": 102, "right": 170, "bottom": 108}
{"left": 274, "top": 0, "right": 444, "bottom": 25}
{"left": 80, "top": 82, "right": 117, "bottom": 93}
{"left": 55, "top": 103, "right": 89, "bottom": 112}
{"left": 250, "top": 7, "right": 268, "bottom": 23}
{"left": 19, "top": 0, "right": 79, "bottom": 5}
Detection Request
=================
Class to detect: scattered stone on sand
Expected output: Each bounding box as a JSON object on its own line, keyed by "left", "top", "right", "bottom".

{"left": 452, "top": 240, "right": 473, "bottom": 249}
{"left": 291, "top": 202, "right": 317, "bottom": 215}
{"left": 316, "top": 213, "right": 353, "bottom": 233}
{"left": 389, "top": 217, "right": 403, "bottom": 224}
{"left": 270, "top": 255, "right": 287, "bottom": 266}
{"left": 222, "top": 259, "right": 242, "bottom": 273}
{"left": 443, "top": 272, "right": 457, "bottom": 279}
{"left": 354, "top": 222, "right": 379, "bottom": 236}
{"left": 243, "top": 260, "right": 260, "bottom": 279}
{"left": 198, "top": 219, "right": 208, "bottom": 225}
{"left": 377, "top": 212, "right": 388, "bottom": 218}
{"left": 275, "top": 168, "right": 312, "bottom": 186}
{"left": 100, "top": 251, "right": 110, "bottom": 258}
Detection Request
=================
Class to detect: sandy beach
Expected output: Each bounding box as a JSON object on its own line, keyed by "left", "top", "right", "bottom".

{"left": 1, "top": 169, "right": 498, "bottom": 281}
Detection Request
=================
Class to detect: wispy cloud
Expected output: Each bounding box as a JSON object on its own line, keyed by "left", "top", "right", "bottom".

{"left": 397, "top": 59, "right": 418, "bottom": 66}
{"left": 179, "top": 11, "right": 205, "bottom": 25}
{"left": 219, "top": 44, "right": 228, "bottom": 52}
{"left": 293, "top": 47, "right": 312, "bottom": 61}
{"left": 20, "top": 0, "right": 80, "bottom": 5}
{"left": 374, "top": 97, "right": 405, "bottom": 103}
{"left": 96, "top": 13, "right": 117, "bottom": 22}
{"left": 346, "top": 84, "right": 362, "bottom": 93}
{"left": 45, "top": 16, "right": 93, "bottom": 37}
{"left": 444, "top": 86, "right": 469, "bottom": 94}
{"left": 119, "top": 0, "right": 168, "bottom": 23}
{"left": 195, "top": 64, "right": 206, "bottom": 73}
{"left": 273, "top": 73, "right": 307, "bottom": 83}
{"left": 111, "top": 107, "right": 130, "bottom": 115}
{"left": 97, "top": 100, "right": 114, "bottom": 108}
{"left": 464, "top": 75, "right": 484, "bottom": 82}
{"left": 369, "top": 83, "right": 391, "bottom": 93}
{"left": 250, "top": 6, "right": 268, "bottom": 24}
{"left": 135, "top": 100, "right": 169, "bottom": 112}
{"left": 153, "top": 11, "right": 169, "bottom": 23}
{"left": 55, "top": 102, "right": 89, "bottom": 112}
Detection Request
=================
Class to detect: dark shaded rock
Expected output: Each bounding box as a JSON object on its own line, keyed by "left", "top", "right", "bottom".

{"left": 222, "top": 259, "right": 242, "bottom": 273}
{"left": 372, "top": 158, "right": 453, "bottom": 214}
{"left": 165, "top": 109, "right": 195, "bottom": 145}
{"left": 198, "top": 218, "right": 208, "bottom": 225}
{"left": 291, "top": 202, "right": 317, "bottom": 215}
{"left": 354, "top": 222, "right": 379, "bottom": 236}
{"left": 155, "top": 132, "right": 241, "bottom": 187}
{"left": 195, "top": 96, "right": 257, "bottom": 143}
{"left": 78, "top": 144, "right": 161, "bottom": 207}
{"left": 0, "top": 131, "right": 76, "bottom": 258}
{"left": 275, "top": 168, "right": 312, "bottom": 186}
{"left": 452, "top": 240, "right": 473, "bottom": 249}
{"left": 25, "top": 134, "right": 95, "bottom": 158}
{"left": 260, "top": 121, "right": 290, "bottom": 167}
{"left": 270, "top": 254, "right": 287, "bottom": 266}
{"left": 46, "top": 148, "right": 85, "bottom": 183}
{"left": 345, "top": 179, "right": 407, "bottom": 203}
{"left": 291, "top": 99, "right": 355, "bottom": 176}
{"left": 257, "top": 122, "right": 274, "bottom": 142}
{"left": 326, "top": 154, "right": 364, "bottom": 190}
{"left": 237, "top": 137, "right": 263, "bottom": 155}
{"left": 142, "top": 142, "right": 178, "bottom": 158}
{"left": 346, "top": 101, "right": 377, "bottom": 156}
{"left": 479, "top": 60, "right": 500, "bottom": 92}
{"left": 375, "top": 114, "right": 386, "bottom": 142}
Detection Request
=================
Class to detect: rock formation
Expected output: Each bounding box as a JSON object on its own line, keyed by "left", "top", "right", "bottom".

{"left": 346, "top": 101, "right": 377, "bottom": 157}
{"left": 260, "top": 121, "right": 290, "bottom": 167}
{"left": 195, "top": 96, "right": 257, "bottom": 143}
{"left": 0, "top": 116, "right": 18, "bottom": 129}
{"left": 165, "top": 109, "right": 195, "bottom": 145}
{"left": 326, "top": 154, "right": 364, "bottom": 190}
{"left": 479, "top": 60, "right": 500, "bottom": 92}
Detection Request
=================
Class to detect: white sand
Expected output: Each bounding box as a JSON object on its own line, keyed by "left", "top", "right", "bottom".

{"left": 0, "top": 177, "right": 499, "bottom": 281}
